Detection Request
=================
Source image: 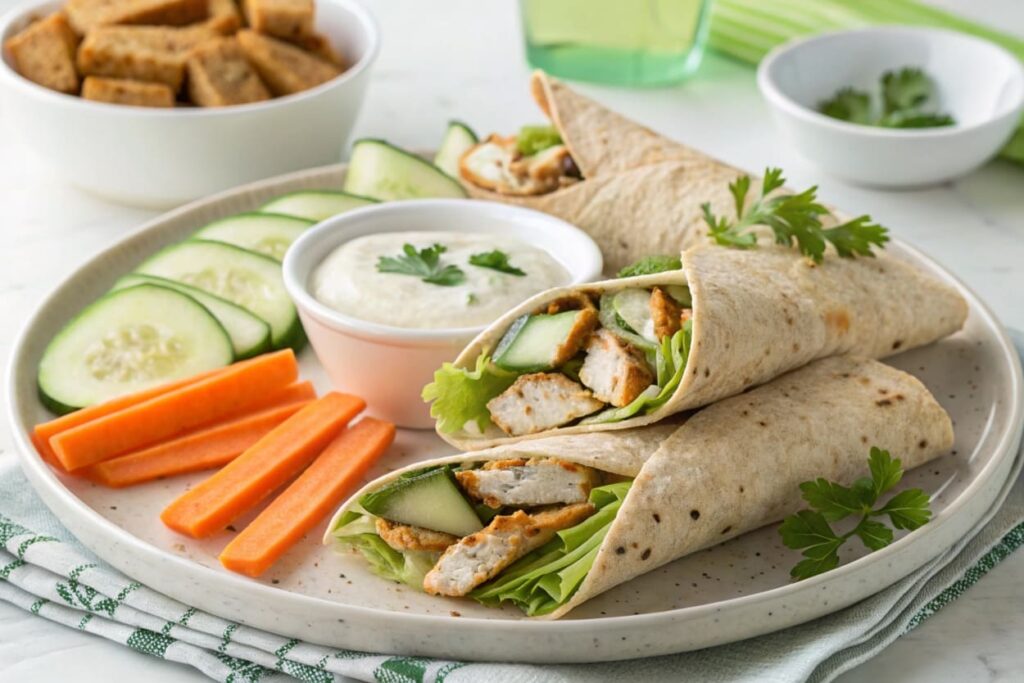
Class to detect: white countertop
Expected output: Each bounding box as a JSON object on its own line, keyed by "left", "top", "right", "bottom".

{"left": 1, "top": 1, "right": 1023, "bottom": 681}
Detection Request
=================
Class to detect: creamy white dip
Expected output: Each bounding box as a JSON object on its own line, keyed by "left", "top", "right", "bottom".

{"left": 311, "top": 231, "right": 570, "bottom": 329}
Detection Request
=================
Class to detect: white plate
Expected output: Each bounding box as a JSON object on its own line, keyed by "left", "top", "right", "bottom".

{"left": 6, "top": 164, "right": 1023, "bottom": 663}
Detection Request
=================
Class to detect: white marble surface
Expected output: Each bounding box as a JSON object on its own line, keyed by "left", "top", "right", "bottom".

{"left": 1, "top": 0, "right": 1023, "bottom": 681}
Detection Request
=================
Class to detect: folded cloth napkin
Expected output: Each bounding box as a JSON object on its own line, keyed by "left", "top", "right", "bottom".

{"left": 1, "top": 333, "right": 1022, "bottom": 683}
{"left": 708, "top": 0, "right": 1024, "bottom": 165}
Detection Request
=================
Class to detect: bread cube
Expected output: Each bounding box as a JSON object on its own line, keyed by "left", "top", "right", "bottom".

{"left": 4, "top": 12, "right": 79, "bottom": 94}
{"left": 293, "top": 32, "right": 344, "bottom": 68}
{"left": 205, "top": 0, "right": 243, "bottom": 34}
{"left": 77, "top": 24, "right": 221, "bottom": 91}
{"left": 188, "top": 37, "right": 270, "bottom": 107}
{"left": 66, "top": 0, "right": 209, "bottom": 35}
{"left": 82, "top": 76, "right": 175, "bottom": 107}
{"left": 236, "top": 29, "right": 340, "bottom": 96}
{"left": 243, "top": 0, "right": 314, "bottom": 40}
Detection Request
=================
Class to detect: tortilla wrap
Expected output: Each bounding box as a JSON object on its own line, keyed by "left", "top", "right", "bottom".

{"left": 434, "top": 242, "right": 967, "bottom": 450}
{"left": 464, "top": 71, "right": 744, "bottom": 273}
{"left": 327, "top": 356, "right": 954, "bottom": 619}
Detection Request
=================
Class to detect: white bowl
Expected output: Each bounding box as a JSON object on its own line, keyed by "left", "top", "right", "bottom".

{"left": 0, "top": 0, "right": 379, "bottom": 208}
{"left": 283, "top": 199, "right": 604, "bottom": 429}
{"left": 757, "top": 27, "right": 1024, "bottom": 189}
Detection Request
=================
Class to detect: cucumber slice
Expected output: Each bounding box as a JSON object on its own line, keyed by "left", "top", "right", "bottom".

{"left": 192, "top": 212, "right": 314, "bottom": 261}
{"left": 112, "top": 274, "right": 271, "bottom": 360}
{"left": 38, "top": 284, "right": 233, "bottom": 414}
{"left": 434, "top": 120, "right": 478, "bottom": 177}
{"left": 613, "top": 289, "right": 656, "bottom": 342}
{"left": 665, "top": 285, "right": 692, "bottom": 307}
{"left": 343, "top": 139, "right": 468, "bottom": 200}
{"left": 259, "top": 190, "right": 378, "bottom": 222}
{"left": 493, "top": 310, "right": 589, "bottom": 372}
{"left": 360, "top": 468, "right": 483, "bottom": 537}
{"left": 598, "top": 293, "right": 657, "bottom": 354}
{"left": 136, "top": 240, "right": 303, "bottom": 350}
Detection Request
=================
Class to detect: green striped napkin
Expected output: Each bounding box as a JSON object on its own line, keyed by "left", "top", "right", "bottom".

{"left": 708, "top": 0, "right": 1024, "bottom": 164}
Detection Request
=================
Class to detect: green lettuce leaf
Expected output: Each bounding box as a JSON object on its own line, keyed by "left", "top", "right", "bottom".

{"left": 581, "top": 320, "right": 692, "bottom": 425}
{"left": 421, "top": 354, "right": 517, "bottom": 434}
{"left": 470, "top": 481, "right": 632, "bottom": 616}
{"left": 332, "top": 514, "right": 437, "bottom": 590}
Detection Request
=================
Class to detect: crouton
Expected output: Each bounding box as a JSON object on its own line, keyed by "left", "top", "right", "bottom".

{"left": 243, "top": 0, "right": 314, "bottom": 41}
{"left": 236, "top": 29, "right": 339, "bottom": 95}
{"left": 375, "top": 519, "right": 457, "bottom": 553}
{"left": 650, "top": 287, "right": 682, "bottom": 340}
{"left": 82, "top": 76, "right": 174, "bottom": 106}
{"left": 292, "top": 31, "right": 344, "bottom": 67}
{"left": 187, "top": 37, "right": 270, "bottom": 106}
{"left": 205, "top": 0, "right": 243, "bottom": 34}
{"left": 65, "top": 0, "right": 209, "bottom": 35}
{"left": 423, "top": 503, "right": 595, "bottom": 597}
{"left": 456, "top": 458, "right": 598, "bottom": 508}
{"left": 77, "top": 24, "right": 221, "bottom": 90}
{"left": 4, "top": 12, "right": 79, "bottom": 94}
{"left": 486, "top": 373, "right": 604, "bottom": 437}
{"left": 579, "top": 329, "right": 654, "bottom": 407}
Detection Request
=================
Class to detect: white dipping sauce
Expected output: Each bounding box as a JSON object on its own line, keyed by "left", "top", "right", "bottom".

{"left": 312, "top": 231, "right": 570, "bottom": 329}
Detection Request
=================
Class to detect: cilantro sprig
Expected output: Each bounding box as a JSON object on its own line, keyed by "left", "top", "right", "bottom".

{"left": 376, "top": 243, "right": 466, "bottom": 286}
{"left": 819, "top": 67, "right": 955, "bottom": 130}
{"left": 617, "top": 254, "right": 682, "bottom": 278}
{"left": 779, "top": 447, "right": 932, "bottom": 581}
{"left": 469, "top": 250, "right": 526, "bottom": 276}
{"left": 702, "top": 168, "right": 889, "bottom": 263}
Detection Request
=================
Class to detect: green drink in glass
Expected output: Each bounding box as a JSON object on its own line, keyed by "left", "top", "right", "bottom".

{"left": 520, "top": 0, "right": 711, "bottom": 86}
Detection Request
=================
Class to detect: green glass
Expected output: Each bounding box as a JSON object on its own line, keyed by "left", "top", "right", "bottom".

{"left": 520, "top": 0, "right": 711, "bottom": 87}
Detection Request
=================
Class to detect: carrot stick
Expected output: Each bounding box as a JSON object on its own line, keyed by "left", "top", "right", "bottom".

{"left": 219, "top": 417, "right": 395, "bottom": 577}
{"left": 52, "top": 350, "right": 298, "bottom": 472}
{"left": 32, "top": 366, "right": 227, "bottom": 469}
{"left": 160, "top": 392, "right": 365, "bottom": 539}
{"left": 85, "top": 398, "right": 315, "bottom": 488}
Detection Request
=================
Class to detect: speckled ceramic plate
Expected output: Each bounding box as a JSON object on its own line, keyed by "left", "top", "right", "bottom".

{"left": 6, "top": 164, "right": 1022, "bottom": 663}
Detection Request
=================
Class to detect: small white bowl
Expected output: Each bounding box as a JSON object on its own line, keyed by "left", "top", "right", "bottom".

{"left": 0, "top": 0, "right": 379, "bottom": 208}
{"left": 283, "top": 199, "right": 604, "bottom": 429}
{"left": 758, "top": 27, "right": 1024, "bottom": 189}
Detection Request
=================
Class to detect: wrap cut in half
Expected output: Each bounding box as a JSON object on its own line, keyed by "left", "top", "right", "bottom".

{"left": 459, "top": 70, "right": 743, "bottom": 274}
{"left": 327, "top": 356, "right": 954, "bottom": 619}
{"left": 422, "top": 242, "right": 967, "bottom": 451}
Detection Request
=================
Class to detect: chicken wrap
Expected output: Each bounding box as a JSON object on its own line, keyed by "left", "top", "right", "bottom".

{"left": 458, "top": 70, "right": 744, "bottom": 273}
{"left": 327, "top": 356, "right": 953, "bottom": 619}
{"left": 422, "top": 242, "right": 966, "bottom": 450}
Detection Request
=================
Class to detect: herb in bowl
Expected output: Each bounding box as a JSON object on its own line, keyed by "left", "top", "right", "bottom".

{"left": 469, "top": 250, "right": 526, "bottom": 276}
{"left": 376, "top": 243, "right": 466, "bottom": 286}
{"left": 779, "top": 447, "right": 932, "bottom": 580}
{"left": 819, "top": 67, "right": 956, "bottom": 130}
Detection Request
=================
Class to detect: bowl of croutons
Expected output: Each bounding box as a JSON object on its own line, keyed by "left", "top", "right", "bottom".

{"left": 0, "top": 0, "right": 379, "bottom": 207}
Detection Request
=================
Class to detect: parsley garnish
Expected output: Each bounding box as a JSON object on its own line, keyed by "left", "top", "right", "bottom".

{"left": 779, "top": 447, "right": 932, "bottom": 581}
{"left": 469, "top": 250, "right": 526, "bottom": 276}
{"left": 702, "top": 167, "right": 889, "bottom": 263}
{"left": 376, "top": 243, "right": 465, "bottom": 286}
{"left": 617, "top": 254, "right": 682, "bottom": 278}
{"left": 818, "top": 67, "right": 955, "bottom": 130}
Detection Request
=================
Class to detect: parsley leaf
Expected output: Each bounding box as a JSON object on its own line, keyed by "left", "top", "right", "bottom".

{"left": 779, "top": 447, "right": 932, "bottom": 580}
{"left": 376, "top": 243, "right": 465, "bottom": 286}
{"left": 469, "top": 250, "right": 526, "bottom": 276}
{"left": 818, "top": 87, "right": 873, "bottom": 125}
{"left": 881, "top": 67, "right": 933, "bottom": 115}
{"left": 704, "top": 168, "right": 889, "bottom": 263}
{"left": 617, "top": 254, "right": 683, "bottom": 278}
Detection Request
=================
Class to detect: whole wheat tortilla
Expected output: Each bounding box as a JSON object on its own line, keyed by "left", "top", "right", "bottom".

{"left": 464, "top": 71, "right": 744, "bottom": 273}
{"left": 435, "top": 242, "right": 967, "bottom": 451}
{"left": 327, "top": 356, "right": 953, "bottom": 619}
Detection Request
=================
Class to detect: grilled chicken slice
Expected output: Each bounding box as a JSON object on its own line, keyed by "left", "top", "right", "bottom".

{"left": 487, "top": 373, "right": 605, "bottom": 436}
{"left": 423, "top": 503, "right": 595, "bottom": 597}
{"left": 375, "top": 518, "right": 458, "bottom": 553}
{"left": 579, "top": 329, "right": 655, "bottom": 407}
{"left": 456, "top": 458, "right": 599, "bottom": 508}
{"left": 551, "top": 307, "right": 599, "bottom": 366}
{"left": 650, "top": 287, "right": 682, "bottom": 341}
{"left": 460, "top": 135, "right": 580, "bottom": 196}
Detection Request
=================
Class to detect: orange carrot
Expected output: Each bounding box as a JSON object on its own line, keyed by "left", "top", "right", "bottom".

{"left": 160, "top": 392, "right": 365, "bottom": 539}
{"left": 32, "top": 366, "right": 227, "bottom": 469}
{"left": 52, "top": 350, "right": 298, "bottom": 472}
{"left": 219, "top": 417, "right": 395, "bottom": 577}
{"left": 85, "top": 398, "right": 315, "bottom": 488}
